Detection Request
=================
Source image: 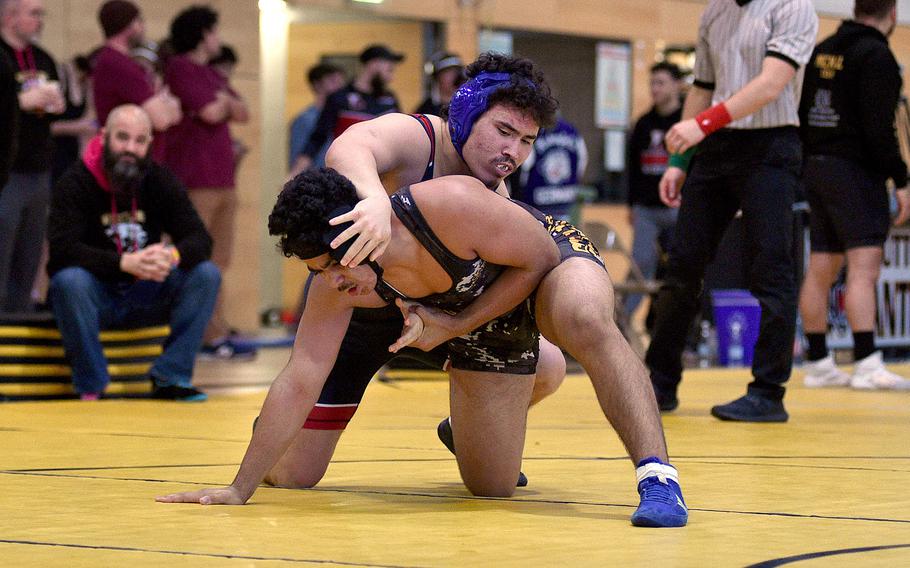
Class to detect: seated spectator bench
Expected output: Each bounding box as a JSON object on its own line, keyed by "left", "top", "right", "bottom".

{"left": 0, "top": 313, "right": 169, "bottom": 400}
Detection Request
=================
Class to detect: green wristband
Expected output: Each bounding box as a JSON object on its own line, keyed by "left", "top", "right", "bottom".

{"left": 668, "top": 147, "right": 696, "bottom": 171}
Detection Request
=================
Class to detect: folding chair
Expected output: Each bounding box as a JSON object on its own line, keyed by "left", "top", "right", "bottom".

{"left": 581, "top": 220, "right": 662, "bottom": 357}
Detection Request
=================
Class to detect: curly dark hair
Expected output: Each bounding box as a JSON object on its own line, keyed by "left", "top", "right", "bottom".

{"left": 268, "top": 168, "right": 359, "bottom": 260}
{"left": 441, "top": 52, "right": 558, "bottom": 129}
{"left": 169, "top": 5, "right": 218, "bottom": 54}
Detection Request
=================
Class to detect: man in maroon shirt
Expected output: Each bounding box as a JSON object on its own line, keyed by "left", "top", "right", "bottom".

{"left": 92, "top": 0, "right": 180, "bottom": 161}
{"left": 164, "top": 5, "right": 252, "bottom": 358}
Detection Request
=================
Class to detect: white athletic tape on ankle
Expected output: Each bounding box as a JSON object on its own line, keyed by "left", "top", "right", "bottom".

{"left": 636, "top": 462, "right": 679, "bottom": 485}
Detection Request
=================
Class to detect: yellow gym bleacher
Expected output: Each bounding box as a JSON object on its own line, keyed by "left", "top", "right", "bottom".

{"left": 0, "top": 313, "right": 169, "bottom": 400}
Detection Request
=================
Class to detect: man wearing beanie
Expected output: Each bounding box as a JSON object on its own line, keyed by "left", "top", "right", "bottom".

{"left": 92, "top": 0, "right": 181, "bottom": 161}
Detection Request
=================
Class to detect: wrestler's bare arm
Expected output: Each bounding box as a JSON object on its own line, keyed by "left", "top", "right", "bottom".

{"left": 324, "top": 114, "right": 434, "bottom": 265}
{"left": 156, "top": 279, "right": 358, "bottom": 505}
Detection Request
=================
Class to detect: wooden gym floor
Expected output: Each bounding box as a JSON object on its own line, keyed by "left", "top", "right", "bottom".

{"left": 1, "top": 349, "right": 909, "bottom": 567}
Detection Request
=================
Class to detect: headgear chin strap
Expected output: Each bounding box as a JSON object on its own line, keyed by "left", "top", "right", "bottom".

{"left": 323, "top": 205, "right": 385, "bottom": 286}
{"left": 448, "top": 72, "right": 523, "bottom": 158}
{"left": 322, "top": 204, "right": 383, "bottom": 274}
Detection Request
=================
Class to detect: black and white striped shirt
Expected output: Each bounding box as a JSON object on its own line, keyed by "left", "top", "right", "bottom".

{"left": 694, "top": 0, "right": 818, "bottom": 129}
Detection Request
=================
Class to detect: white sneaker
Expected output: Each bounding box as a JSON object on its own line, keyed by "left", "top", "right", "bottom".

{"left": 850, "top": 351, "right": 910, "bottom": 390}
{"left": 802, "top": 354, "right": 851, "bottom": 388}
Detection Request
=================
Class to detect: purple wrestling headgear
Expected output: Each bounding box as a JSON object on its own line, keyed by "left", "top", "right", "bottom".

{"left": 448, "top": 71, "right": 534, "bottom": 157}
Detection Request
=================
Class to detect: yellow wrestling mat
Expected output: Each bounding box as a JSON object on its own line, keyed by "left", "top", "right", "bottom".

{"left": 1, "top": 353, "right": 909, "bottom": 566}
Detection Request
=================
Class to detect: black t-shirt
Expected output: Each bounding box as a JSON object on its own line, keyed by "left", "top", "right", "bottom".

{"left": 627, "top": 106, "right": 682, "bottom": 207}
{"left": 0, "top": 39, "right": 58, "bottom": 173}
{"left": 0, "top": 50, "right": 18, "bottom": 188}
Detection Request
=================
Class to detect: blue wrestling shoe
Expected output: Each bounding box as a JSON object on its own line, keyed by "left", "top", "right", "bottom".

{"left": 437, "top": 417, "right": 528, "bottom": 488}
{"left": 631, "top": 457, "right": 688, "bottom": 527}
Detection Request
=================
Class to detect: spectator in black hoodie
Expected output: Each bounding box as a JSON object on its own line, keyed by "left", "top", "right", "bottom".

{"left": 47, "top": 104, "right": 219, "bottom": 401}
{"left": 798, "top": 0, "right": 910, "bottom": 391}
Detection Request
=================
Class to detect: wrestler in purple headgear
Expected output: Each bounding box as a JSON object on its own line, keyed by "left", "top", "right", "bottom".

{"left": 447, "top": 70, "right": 541, "bottom": 158}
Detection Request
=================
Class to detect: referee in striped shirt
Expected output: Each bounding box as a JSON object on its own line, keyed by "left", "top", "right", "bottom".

{"left": 645, "top": 0, "right": 818, "bottom": 422}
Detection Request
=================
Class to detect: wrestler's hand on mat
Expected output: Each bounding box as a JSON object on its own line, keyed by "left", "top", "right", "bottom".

{"left": 894, "top": 187, "right": 910, "bottom": 226}
{"left": 329, "top": 195, "right": 392, "bottom": 266}
{"left": 659, "top": 167, "right": 686, "bottom": 208}
{"left": 155, "top": 486, "right": 246, "bottom": 505}
{"left": 392, "top": 299, "right": 458, "bottom": 352}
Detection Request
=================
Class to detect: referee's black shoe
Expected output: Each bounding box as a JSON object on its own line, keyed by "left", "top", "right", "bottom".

{"left": 654, "top": 388, "right": 679, "bottom": 412}
{"left": 437, "top": 417, "right": 528, "bottom": 487}
{"left": 710, "top": 393, "right": 788, "bottom": 422}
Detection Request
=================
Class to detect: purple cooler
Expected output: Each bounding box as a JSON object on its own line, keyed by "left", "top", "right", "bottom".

{"left": 711, "top": 289, "right": 761, "bottom": 367}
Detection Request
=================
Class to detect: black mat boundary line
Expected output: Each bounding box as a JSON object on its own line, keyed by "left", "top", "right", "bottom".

{"left": 3, "top": 470, "right": 910, "bottom": 525}
{"left": 674, "top": 455, "right": 910, "bottom": 459}
{"left": 5, "top": 454, "right": 910, "bottom": 474}
{"left": 4, "top": 463, "right": 240, "bottom": 473}
{"left": 0, "top": 538, "right": 427, "bottom": 567}
{"left": 1, "top": 394, "right": 152, "bottom": 402}
{"left": 0, "top": 429, "right": 251, "bottom": 443}
{"left": 745, "top": 544, "right": 910, "bottom": 567}
{"left": 666, "top": 459, "right": 910, "bottom": 474}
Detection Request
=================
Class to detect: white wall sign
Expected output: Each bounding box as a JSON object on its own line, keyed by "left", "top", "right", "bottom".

{"left": 595, "top": 42, "right": 631, "bottom": 129}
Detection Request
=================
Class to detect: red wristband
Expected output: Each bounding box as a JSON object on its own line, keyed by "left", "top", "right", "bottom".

{"left": 695, "top": 103, "right": 732, "bottom": 136}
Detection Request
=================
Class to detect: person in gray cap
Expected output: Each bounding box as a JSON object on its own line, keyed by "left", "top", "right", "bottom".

{"left": 294, "top": 44, "right": 404, "bottom": 172}
{"left": 415, "top": 51, "right": 464, "bottom": 116}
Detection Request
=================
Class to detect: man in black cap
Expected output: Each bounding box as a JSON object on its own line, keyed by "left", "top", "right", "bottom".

{"left": 294, "top": 44, "right": 404, "bottom": 172}
{"left": 414, "top": 52, "right": 463, "bottom": 116}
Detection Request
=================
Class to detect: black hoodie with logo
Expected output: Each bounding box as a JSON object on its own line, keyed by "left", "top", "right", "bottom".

{"left": 47, "top": 136, "right": 212, "bottom": 282}
{"left": 798, "top": 20, "right": 907, "bottom": 187}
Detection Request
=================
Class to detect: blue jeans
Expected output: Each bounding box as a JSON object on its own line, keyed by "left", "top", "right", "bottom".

{"left": 625, "top": 205, "right": 678, "bottom": 314}
{"left": 49, "top": 262, "right": 221, "bottom": 394}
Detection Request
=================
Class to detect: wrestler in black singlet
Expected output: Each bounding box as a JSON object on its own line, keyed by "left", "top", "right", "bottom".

{"left": 301, "top": 114, "right": 604, "bottom": 430}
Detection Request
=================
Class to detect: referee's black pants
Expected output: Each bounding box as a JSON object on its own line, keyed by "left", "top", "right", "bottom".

{"left": 645, "top": 127, "right": 801, "bottom": 400}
